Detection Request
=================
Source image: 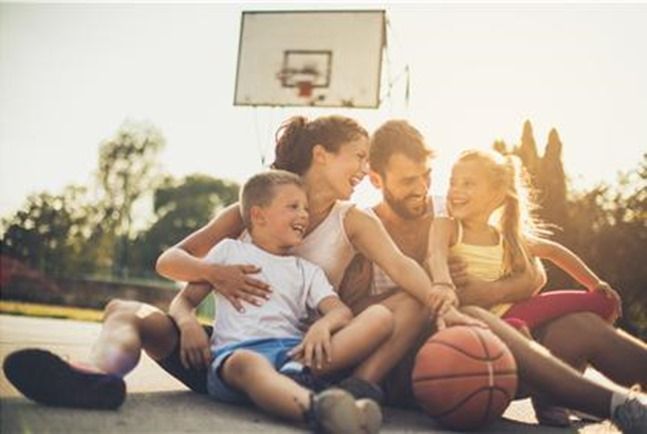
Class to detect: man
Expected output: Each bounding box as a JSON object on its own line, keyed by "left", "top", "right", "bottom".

{"left": 339, "top": 120, "right": 647, "bottom": 425}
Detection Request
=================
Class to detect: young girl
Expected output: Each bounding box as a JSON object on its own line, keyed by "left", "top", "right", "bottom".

{"left": 429, "top": 148, "right": 644, "bottom": 425}
{"left": 430, "top": 149, "right": 619, "bottom": 332}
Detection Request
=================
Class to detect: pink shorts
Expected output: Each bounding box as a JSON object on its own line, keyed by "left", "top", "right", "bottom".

{"left": 502, "top": 290, "right": 619, "bottom": 331}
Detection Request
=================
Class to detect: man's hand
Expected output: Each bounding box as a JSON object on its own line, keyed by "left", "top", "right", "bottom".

{"left": 203, "top": 263, "right": 271, "bottom": 312}
{"left": 425, "top": 284, "right": 458, "bottom": 317}
{"left": 179, "top": 320, "right": 212, "bottom": 370}
{"left": 287, "top": 321, "right": 332, "bottom": 370}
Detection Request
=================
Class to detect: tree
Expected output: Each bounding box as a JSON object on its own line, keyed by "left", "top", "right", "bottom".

{"left": 96, "top": 120, "right": 165, "bottom": 276}
{"left": 1, "top": 186, "right": 95, "bottom": 276}
{"left": 129, "top": 174, "right": 239, "bottom": 274}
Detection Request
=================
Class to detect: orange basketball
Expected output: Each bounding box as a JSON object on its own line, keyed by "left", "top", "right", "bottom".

{"left": 411, "top": 326, "right": 518, "bottom": 430}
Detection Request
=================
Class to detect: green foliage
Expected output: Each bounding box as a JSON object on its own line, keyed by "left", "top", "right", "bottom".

{"left": 1, "top": 186, "right": 96, "bottom": 275}
{"left": 129, "top": 174, "right": 239, "bottom": 274}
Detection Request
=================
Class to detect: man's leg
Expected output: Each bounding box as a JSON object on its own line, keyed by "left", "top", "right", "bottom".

{"left": 3, "top": 299, "right": 183, "bottom": 409}
{"left": 538, "top": 312, "right": 647, "bottom": 389}
{"left": 461, "top": 306, "right": 639, "bottom": 419}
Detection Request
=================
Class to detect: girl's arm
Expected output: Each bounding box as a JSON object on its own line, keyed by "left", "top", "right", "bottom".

{"left": 527, "top": 236, "right": 605, "bottom": 290}
{"left": 168, "top": 282, "right": 213, "bottom": 370}
{"left": 344, "top": 208, "right": 457, "bottom": 314}
{"left": 426, "top": 217, "right": 456, "bottom": 287}
{"left": 155, "top": 203, "right": 270, "bottom": 308}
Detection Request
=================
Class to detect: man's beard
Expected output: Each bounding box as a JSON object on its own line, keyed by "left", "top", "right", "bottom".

{"left": 383, "top": 187, "right": 427, "bottom": 220}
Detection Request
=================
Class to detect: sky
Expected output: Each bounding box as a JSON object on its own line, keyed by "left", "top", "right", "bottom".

{"left": 1, "top": 2, "right": 646, "bottom": 222}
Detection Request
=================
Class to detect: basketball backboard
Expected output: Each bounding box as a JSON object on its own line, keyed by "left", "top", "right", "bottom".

{"left": 234, "top": 10, "right": 385, "bottom": 108}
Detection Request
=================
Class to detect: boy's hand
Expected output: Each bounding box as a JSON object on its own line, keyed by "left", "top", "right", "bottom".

{"left": 287, "top": 321, "right": 332, "bottom": 370}
{"left": 436, "top": 307, "right": 487, "bottom": 330}
{"left": 592, "top": 281, "right": 623, "bottom": 319}
{"left": 179, "top": 320, "right": 212, "bottom": 370}
{"left": 203, "top": 263, "right": 271, "bottom": 312}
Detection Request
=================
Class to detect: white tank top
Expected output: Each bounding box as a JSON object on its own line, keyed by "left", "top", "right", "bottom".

{"left": 291, "top": 200, "right": 357, "bottom": 289}
{"left": 240, "top": 200, "right": 356, "bottom": 290}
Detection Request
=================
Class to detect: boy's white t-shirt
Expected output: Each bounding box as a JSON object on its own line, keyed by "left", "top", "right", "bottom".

{"left": 204, "top": 238, "right": 337, "bottom": 348}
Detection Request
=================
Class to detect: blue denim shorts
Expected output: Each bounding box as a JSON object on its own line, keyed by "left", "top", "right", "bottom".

{"left": 206, "top": 337, "right": 303, "bottom": 404}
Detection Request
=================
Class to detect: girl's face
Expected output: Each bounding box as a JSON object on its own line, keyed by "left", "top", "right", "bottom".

{"left": 319, "top": 137, "right": 370, "bottom": 200}
{"left": 448, "top": 159, "right": 504, "bottom": 222}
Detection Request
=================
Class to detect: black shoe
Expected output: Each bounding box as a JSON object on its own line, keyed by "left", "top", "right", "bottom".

{"left": 3, "top": 349, "right": 126, "bottom": 409}
{"left": 338, "top": 377, "right": 384, "bottom": 404}
{"left": 283, "top": 368, "right": 331, "bottom": 393}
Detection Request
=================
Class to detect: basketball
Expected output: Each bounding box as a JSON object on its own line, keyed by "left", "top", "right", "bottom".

{"left": 411, "top": 326, "right": 518, "bottom": 430}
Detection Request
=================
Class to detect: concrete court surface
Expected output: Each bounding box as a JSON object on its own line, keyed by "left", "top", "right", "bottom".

{"left": 0, "top": 314, "right": 621, "bottom": 433}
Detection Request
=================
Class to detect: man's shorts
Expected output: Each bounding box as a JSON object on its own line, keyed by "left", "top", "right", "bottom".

{"left": 154, "top": 317, "right": 212, "bottom": 394}
{"left": 206, "top": 337, "right": 302, "bottom": 404}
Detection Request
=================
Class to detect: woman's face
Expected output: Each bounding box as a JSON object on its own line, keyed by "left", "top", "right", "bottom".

{"left": 321, "top": 137, "right": 370, "bottom": 200}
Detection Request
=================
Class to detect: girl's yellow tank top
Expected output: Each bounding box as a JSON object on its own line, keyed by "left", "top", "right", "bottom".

{"left": 450, "top": 221, "right": 510, "bottom": 317}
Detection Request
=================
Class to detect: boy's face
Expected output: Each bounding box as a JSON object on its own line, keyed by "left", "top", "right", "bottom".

{"left": 253, "top": 184, "right": 309, "bottom": 249}
{"left": 371, "top": 152, "right": 432, "bottom": 219}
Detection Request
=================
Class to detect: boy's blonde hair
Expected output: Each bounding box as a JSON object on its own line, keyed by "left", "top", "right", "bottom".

{"left": 240, "top": 170, "right": 304, "bottom": 229}
{"left": 456, "top": 149, "right": 545, "bottom": 275}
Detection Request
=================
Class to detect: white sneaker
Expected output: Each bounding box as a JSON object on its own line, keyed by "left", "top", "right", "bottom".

{"left": 312, "top": 388, "right": 382, "bottom": 434}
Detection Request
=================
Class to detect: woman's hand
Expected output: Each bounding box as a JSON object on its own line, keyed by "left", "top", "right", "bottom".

{"left": 179, "top": 320, "right": 212, "bottom": 370}
{"left": 425, "top": 283, "right": 459, "bottom": 317}
{"left": 203, "top": 263, "right": 271, "bottom": 312}
{"left": 288, "top": 321, "right": 332, "bottom": 371}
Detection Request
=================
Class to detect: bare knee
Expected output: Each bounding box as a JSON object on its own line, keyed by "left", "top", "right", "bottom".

{"left": 361, "top": 304, "right": 394, "bottom": 340}
{"left": 222, "top": 350, "right": 268, "bottom": 386}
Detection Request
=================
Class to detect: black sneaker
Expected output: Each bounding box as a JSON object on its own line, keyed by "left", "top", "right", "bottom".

{"left": 338, "top": 377, "right": 384, "bottom": 404}
{"left": 283, "top": 368, "right": 331, "bottom": 393}
{"left": 3, "top": 349, "right": 126, "bottom": 410}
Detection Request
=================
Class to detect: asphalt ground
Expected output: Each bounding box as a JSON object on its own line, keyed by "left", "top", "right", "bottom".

{"left": 0, "top": 315, "right": 621, "bottom": 433}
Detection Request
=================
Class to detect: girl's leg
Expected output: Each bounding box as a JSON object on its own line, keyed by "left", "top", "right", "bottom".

{"left": 539, "top": 312, "right": 647, "bottom": 389}
{"left": 462, "top": 306, "right": 622, "bottom": 418}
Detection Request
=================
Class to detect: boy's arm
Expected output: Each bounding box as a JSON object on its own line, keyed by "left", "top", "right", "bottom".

{"left": 288, "top": 296, "right": 352, "bottom": 370}
{"left": 168, "top": 282, "right": 213, "bottom": 370}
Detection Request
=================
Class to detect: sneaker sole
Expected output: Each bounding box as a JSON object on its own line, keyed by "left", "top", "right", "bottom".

{"left": 3, "top": 349, "right": 126, "bottom": 410}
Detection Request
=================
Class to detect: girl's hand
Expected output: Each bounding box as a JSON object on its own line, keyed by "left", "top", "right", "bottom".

{"left": 203, "top": 263, "right": 271, "bottom": 312}
{"left": 287, "top": 322, "right": 332, "bottom": 370}
{"left": 179, "top": 320, "right": 212, "bottom": 370}
{"left": 592, "top": 281, "right": 623, "bottom": 319}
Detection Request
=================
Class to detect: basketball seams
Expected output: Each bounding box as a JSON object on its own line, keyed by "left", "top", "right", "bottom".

{"left": 412, "top": 371, "right": 518, "bottom": 381}
{"left": 417, "top": 339, "right": 505, "bottom": 362}
{"left": 425, "top": 386, "right": 513, "bottom": 418}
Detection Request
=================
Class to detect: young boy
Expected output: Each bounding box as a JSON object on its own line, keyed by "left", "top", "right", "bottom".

{"left": 172, "top": 170, "right": 387, "bottom": 434}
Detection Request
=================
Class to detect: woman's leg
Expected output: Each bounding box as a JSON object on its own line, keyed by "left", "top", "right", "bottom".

{"left": 538, "top": 312, "right": 647, "bottom": 389}
{"left": 461, "top": 305, "right": 623, "bottom": 418}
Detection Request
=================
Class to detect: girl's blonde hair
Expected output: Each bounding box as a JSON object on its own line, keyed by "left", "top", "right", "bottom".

{"left": 456, "top": 149, "right": 546, "bottom": 275}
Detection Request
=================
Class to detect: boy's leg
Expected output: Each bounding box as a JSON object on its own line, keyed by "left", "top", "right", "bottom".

{"left": 310, "top": 304, "right": 394, "bottom": 376}
{"left": 219, "top": 349, "right": 381, "bottom": 433}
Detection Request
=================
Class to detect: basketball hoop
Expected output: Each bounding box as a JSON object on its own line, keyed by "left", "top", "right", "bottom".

{"left": 297, "top": 81, "right": 313, "bottom": 98}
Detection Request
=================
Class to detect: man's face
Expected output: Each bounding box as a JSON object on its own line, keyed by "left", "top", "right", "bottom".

{"left": 376, "top": 153, "right": 432, "bottom": 219}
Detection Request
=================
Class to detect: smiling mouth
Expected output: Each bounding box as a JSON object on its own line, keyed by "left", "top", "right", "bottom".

{"left": 291, "top": 223, "right": 305, "bottom": 236}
